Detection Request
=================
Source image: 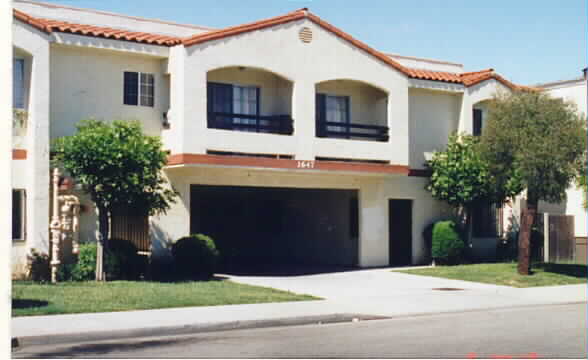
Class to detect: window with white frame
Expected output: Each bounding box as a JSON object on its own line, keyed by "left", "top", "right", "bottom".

{"left": 124, "top": 71, "right": 154, "bottom": 107}
{"left": 13, "top": 58, "right": 25, "bottom": 109}
{"left": 12, "top": 189, "right": 26, "bottom": 241}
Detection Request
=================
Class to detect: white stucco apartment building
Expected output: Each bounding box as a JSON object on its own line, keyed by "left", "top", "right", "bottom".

{"left": 10, "top": 0, "right": 540, "bottom": 274}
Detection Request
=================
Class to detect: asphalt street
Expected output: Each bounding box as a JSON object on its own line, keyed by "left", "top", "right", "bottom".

{"left": 13, "top": 303, "right": 587, "bottom": 359}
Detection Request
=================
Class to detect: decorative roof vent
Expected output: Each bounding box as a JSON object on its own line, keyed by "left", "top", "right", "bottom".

{"left": 299, "top": 27, "right": 313, "bottom": 43}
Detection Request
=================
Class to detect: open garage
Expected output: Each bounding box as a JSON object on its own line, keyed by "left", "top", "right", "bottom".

{"left": 190, "top": 185, "right": 359, "bottom": 271}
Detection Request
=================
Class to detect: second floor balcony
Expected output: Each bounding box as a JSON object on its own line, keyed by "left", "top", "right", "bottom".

{"left": 315, "top": 79, "right": 389, "bottom": 142}
{"left": 206, "top": 67, "right": 294, "bottom": 136}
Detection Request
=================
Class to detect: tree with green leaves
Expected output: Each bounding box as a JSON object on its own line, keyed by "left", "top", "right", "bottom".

{"left": 426, "top": 133, "right": 497, "bottom": 244}
{"left": 576, "top": 155, "right": 588, "bottom": 210}
{"left": 52, "top": 120, "right": 178, "bottom": 281}
{"left": 480, "top": 91, "right": 586, "bottom": 275}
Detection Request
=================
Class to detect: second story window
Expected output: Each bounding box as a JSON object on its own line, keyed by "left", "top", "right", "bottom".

{"left": 13, "top": 58, "right": 25, "bottom": 109}
{"left": 207, "top": 82, "right": 260, "bottom": 131}
{"left": 316, "top": 93, "right": 350, "bottom": 138}
{"left": 233, "top": 85, "right": 259, "bottom": 132}
{"left": 124, "top": 71, "right": 154, "bottom": 107}
{"left": 473, "top": 108, "right": 483, "bottom": 136}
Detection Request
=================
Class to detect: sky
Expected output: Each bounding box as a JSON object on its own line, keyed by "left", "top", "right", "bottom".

{"left": 37, "top": 0, "right": 587, "bottom": 85}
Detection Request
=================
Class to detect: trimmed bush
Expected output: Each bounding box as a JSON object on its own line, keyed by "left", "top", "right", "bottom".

{"left": 431, "top": 220, "right": 465, "bottom": 265}
{"left": 171, "top": 234, "right": 219, "bottom": 280}
{"left": 26, "top": 249, "right": 50, "bottom": 283}
{"left": 71, "top": 243, "right": 121, "bottom": 281}
{"left": 108, "top": 239, "right": 142, "bottom": 280}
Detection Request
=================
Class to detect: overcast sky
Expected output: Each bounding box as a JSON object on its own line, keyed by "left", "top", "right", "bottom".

{"left": 37, "top": 0, "right": 587, "bottom": 85}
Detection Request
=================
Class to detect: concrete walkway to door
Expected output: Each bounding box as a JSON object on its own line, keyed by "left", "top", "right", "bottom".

{"left": 224, "top": 267, "right": 587, "bottom": 317}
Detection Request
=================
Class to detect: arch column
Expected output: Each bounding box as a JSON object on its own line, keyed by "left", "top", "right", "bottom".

{"left": 293, "top": 80, "right": 315, "bottom": 160}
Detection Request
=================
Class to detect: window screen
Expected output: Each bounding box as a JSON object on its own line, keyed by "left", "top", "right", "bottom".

{"left": 139, "top": 73, "right": 154, "bottom": 107}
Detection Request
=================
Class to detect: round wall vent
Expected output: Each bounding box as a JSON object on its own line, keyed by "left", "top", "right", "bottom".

{"left": 299, "top": 27, "right": 313, "bottom": 43}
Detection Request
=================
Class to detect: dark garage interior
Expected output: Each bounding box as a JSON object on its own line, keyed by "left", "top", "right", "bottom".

{"left": 190, "top": 185, "right": 359, "bottom": 273}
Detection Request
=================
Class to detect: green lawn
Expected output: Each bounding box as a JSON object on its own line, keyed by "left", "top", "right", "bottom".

{"left": 12, "top": 280, "right": 319, "bottom": 317}
{"left": 396, "top": 262, "right": 587, "bottom": 288}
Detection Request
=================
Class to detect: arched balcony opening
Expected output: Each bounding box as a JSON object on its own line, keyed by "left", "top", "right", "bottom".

{"left": 206, "top": 66, "right": 294, "bottom": 135}
{"left": 315, "top": 79, "right": 389, "bottom": 142}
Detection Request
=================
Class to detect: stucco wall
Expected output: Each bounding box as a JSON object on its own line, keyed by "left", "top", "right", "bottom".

{"left": 387, "top": 54, "right": 464, "bottom": 73}
{"left": 169, "top": 18, "right": 409, "bottom": 164}
{"left": 565, "top": 186, "right": 587, "bottom": 237}
{"left": 50, "top": 45, "right": 169, "bottom": 139}
{"left": 12, "top": 21, "right": 51, "bottom": 274}
{"left": 408, "top": 88, "right": 461, "bottom": 169}
{"left": 544, "top": 81, "right": 587, "bottom": 118}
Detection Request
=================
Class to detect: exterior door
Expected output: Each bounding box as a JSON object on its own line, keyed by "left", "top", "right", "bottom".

{"left": 389, "top": 199, "right": 413, "bottom": 266}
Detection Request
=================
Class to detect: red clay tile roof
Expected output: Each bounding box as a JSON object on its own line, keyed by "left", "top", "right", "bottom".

{"left": 13, "top": 9, "right": 182, "bottom": 46}
{"left": 404, "top": 68, "right": 463, "bottom": 83}
{"left": 406, "top": 67, "right": 536, "bottom": 91}
{"left": 14, "top": 8, "right": 531, "bottom": 90}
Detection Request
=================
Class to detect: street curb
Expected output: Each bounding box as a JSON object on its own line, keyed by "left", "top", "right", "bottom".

{"left": 12, "top": 313, "right": 388, "bottom": 348}
{"left": 12, "top": 300, "right": 586, "bottom": 350}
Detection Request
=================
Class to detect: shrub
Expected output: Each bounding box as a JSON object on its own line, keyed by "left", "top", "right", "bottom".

{"left": 57, "top": 262, "right": 76, "bottom": 281}
{"left": 26, "top": 249, "right": 50, "bottom": 283}
{"left": 171, "top": 234, "right": 219, "bottom": 280}
{"left": 431, "top": 220, "right": 465, "bottom": 265}
{"left": 108, "top": 238, "right": 142, "bottom": 280}
{"left": 71, "top": 243, "right": 121, "bottom": 281}
{"left": 148, "top": 257, "right": 175, "bottom": 282}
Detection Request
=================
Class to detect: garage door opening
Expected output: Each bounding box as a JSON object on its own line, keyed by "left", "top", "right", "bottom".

{"left": 190, "top": 185, "right": 359, "bottom": 274}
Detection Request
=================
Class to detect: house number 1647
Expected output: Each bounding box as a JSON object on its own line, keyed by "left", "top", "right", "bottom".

{"left": 297, "top": 161, "right": 315, "bottom": 169}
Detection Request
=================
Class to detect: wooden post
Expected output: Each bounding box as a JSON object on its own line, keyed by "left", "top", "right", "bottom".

{"left": 543, "top": 213, "right": 550, "bottom": 263}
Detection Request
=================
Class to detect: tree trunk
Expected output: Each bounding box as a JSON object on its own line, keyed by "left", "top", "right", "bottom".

{"left": 518, "top": 196, "right": 538, "bottom": 275}
{"left": 96, "top": 206, "right": 109, "bottom": 281}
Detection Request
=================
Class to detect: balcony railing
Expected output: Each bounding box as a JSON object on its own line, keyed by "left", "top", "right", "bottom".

{"left": 207, "top": 112, "right": 294, "bottom": 135}
{"left": 316, "top": 121, "right": 389, "bottom": 142}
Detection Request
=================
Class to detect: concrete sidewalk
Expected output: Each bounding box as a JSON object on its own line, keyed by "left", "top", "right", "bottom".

{"left": 12, "top": 268, "right": 587, "bottom": 347}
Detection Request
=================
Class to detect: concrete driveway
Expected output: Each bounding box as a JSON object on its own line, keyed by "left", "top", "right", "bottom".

{"left": 224, "top": 267, "right": 587, "bottom": 317}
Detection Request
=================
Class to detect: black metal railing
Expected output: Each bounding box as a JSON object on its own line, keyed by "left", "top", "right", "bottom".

{"left": 208, "top": 112, "right": 294, "bottom": 135}
{"left": 316, "top": 121, "right": 389, "bottom": 142}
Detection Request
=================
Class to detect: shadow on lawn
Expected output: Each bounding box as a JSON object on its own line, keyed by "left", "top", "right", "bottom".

{"left": 12, "top": 299, "right": 49, "bottom": 309}
{"left": 535, "top": 263, "right": 588, "bottom": 278}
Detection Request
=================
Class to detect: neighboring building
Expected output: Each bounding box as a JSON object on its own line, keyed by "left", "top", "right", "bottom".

{"left": 536, "top": 69, "right": 588, "bottom": 241}
{"left": 11, "top": 0, "right": 529, "bottom": 275}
